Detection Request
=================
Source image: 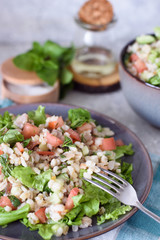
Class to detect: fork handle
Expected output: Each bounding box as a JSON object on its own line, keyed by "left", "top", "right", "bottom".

{"left": 136, "top": 201, "right": 160, "bottom": 223}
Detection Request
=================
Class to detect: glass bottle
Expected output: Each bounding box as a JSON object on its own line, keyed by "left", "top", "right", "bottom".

{"left": 71, "top": 15, "right": 117, "bottom": 80}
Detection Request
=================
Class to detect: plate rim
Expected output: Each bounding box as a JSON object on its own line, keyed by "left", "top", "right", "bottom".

{"left": 0, "top": 103, "right": 153, "bottom": 240}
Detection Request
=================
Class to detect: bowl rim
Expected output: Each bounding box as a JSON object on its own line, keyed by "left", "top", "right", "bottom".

{"left": 0, "top": 102, "right": 153, "bottom": 240}
{"left": 119, "top": 35, "right": 160, "bottom": 91}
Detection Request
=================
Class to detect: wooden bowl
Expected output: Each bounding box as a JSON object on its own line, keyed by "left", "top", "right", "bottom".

{"left": 2, "top": 79, "right": 59, "bottom": 104}
{"left": 1, "top": 58, "right": 59, "bottom": 104}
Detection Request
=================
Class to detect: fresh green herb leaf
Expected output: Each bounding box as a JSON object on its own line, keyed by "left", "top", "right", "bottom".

{"left": 60, "top": 67, "right": 73, "bottom": 85}
{"left": 0, "top": 154, "right": 14, "bottom": 178}
{"left": 13, "top": 52, "right": 43, "bottom": 71}
{"left": 0, "top": 111, "right": 14, "bottom": 135}
{"left": 62, "top": 45, "right": 75, "bottom": 65}
{"left": 44, "top": 185, "right": 53, "bottom": 194}
{"left": 8, "top": 195, "right": 21, "bottom": 208}
{"left": 28, "top": 105, "right": 46, "bottom": 126}
{"left": 62, "top": 136, "right": 75, "bottom": 148}
{"left": 124, "top": 52, "right": 131, "bottom": 65}
{"left": 13, "top": 40, "right": 75, "bottom": 98}
{"left": 43, "top": 40, "right": 66, "bottom": 58}
{"left": 0, "top": 192, "right": 4, "bottom": 197}
{"left": 36, "top": 63, "right": 59, "bottom": 86}
{"left": 23, "top": 138, "right": 31, "bottom": 147}
{"left": 68, "top": 108, "right": 92, "bottom": 129}
{"left": 28, "top": 150, "right": 33, "bottom": 155}
{"left": 1, "top": 130, "right": 24, "bottom": 146}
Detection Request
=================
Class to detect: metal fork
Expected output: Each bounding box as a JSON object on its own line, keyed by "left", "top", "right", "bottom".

{"left": 83, "top": 167, "right": 160, "bottom": 223}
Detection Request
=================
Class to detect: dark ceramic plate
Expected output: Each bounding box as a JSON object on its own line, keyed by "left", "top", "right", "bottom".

{"left": 0, "top": 103, "right": 153, "bottom": 240}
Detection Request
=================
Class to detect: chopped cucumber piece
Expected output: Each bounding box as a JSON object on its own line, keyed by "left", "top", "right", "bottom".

{"left": 82, "top": 146, "right": 89, "bottom": 156}
{"left": 39, "top": 143, "right": 48, "bottom": 151}
{"left": 154, "top": 26, "right": 160, "bottom": 39}
{"left": 136, "top": 35, "right": 156, "bottom": 44}
{"left": 57, "top": 173, "right": 69, "bottom": 182}
{"left": 147, "top": 75, "right": 160, "bottom": 86}
{"left": 148, "top": 50, "right": 159, "bottom": 63}
{"left": 49, "top": 192, "right": 61, "bottom": 204}
{"left": 157, "top": 69, "right": 160, "bottom": 78}
{"left": 96, "top": 125, "right": 102, "bottom": 132}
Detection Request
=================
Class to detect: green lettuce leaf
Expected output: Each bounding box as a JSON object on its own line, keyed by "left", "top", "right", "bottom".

{"left": 68, "top": 108, "right": 92, "bottom": 129}
{"left": 0, "top": 204, "right": 30, "bottom": 226}
{"left": 97, "top": 200, "right": 132, "bottom": 225}
{"left": 82, "top": 198, "right": 99, "bottom": 217}
{"left": 64, "top": 197, "right": 99, "bottom": 226}
{"left": 11, "top": 166, "right": 52, "bottom": 191}
{"left": 119, "top": 161, "right": 133, "bottom": 184}
{"left": 1, "top": 129, "right": 24, "bottom": 146}
{"left": 80, "top": 176, "right": 113, "bottom": 205}
{"left": 22, "top": 218, "right": 67, "bottom": 240}
{"left": 64, "top": 205, "right": 82, "bottom": 226}
{"left": 114, "top": 144, "right": 134, "bottom": 159}
{"left": 11, "top": 166, "right": 36, "bottom": 188}
{"left": 33, "top": 169, "right": 52, "bottom": 191}
{"left": 28, "top": 105, "right": 46, "bottom": 126}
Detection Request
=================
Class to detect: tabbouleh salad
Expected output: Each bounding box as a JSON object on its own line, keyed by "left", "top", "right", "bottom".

{"left": 0, "top": 106, "right": 134, "bottom": 239}
{"left": 125, "top": 27, "right": 160, "bottom": 87}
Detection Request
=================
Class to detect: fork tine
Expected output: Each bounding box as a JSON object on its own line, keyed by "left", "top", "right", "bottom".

{"left": 96, "top": 172, "right": 124, "bottom": 189}
{"left": 83, "top": 177, "right": 118, "bottom": 198}
{"left": 92, "top": 175, "right": 120, "bottom": 194}
{"left": 100, "top": 168, "right": 128, "bottom": 186}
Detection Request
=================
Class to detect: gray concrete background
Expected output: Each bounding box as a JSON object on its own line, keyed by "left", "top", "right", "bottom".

{"left": 0, "top": 1, "right": 160, "bottom": 239}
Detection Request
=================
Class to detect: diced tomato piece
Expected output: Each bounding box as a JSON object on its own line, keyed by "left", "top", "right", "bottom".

{"left": 37, "top": 151, "right": 55, "bottom": 155}
{"left": 16, "top": 142, "right": 24, "bottom": 153}
{"left": 115, "top": 139, "right": 124, "bottom": 146}
{"left": 27, "top": 140, "right": 39, "bottom": 150}
{"left": 46, "top": 132, "right": 63, "bottom": 147}
{"left": 0, "top": 150, "right": 4, "bottom": 155}
{"left": 67, "top": 129, "right": 81, "bottom": 141}
{"left": 100, "top": 137, "right": 116, "bottom": 151}
{"left": 48, "top": 117, "right": 64, "bottom": 129}
{"left": 130, "top": 53, "right": 139, "bottom": 62}
{"left": 65, "top": 187, "right": 79, "bottom": 211}
{"left": 22, "top": 123, "right": 40, "bottom": 139}
{"left": 0, "top": 196, "right": 15, "bottom": 210}
{"left": 77, "top": 123, "right": 93, "bottom": 133}
{"left": 35, "top": 207, "right": 47, "bottom": 223}
{"left": 134, "top": 59, "right": 147, "bottom": 73}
